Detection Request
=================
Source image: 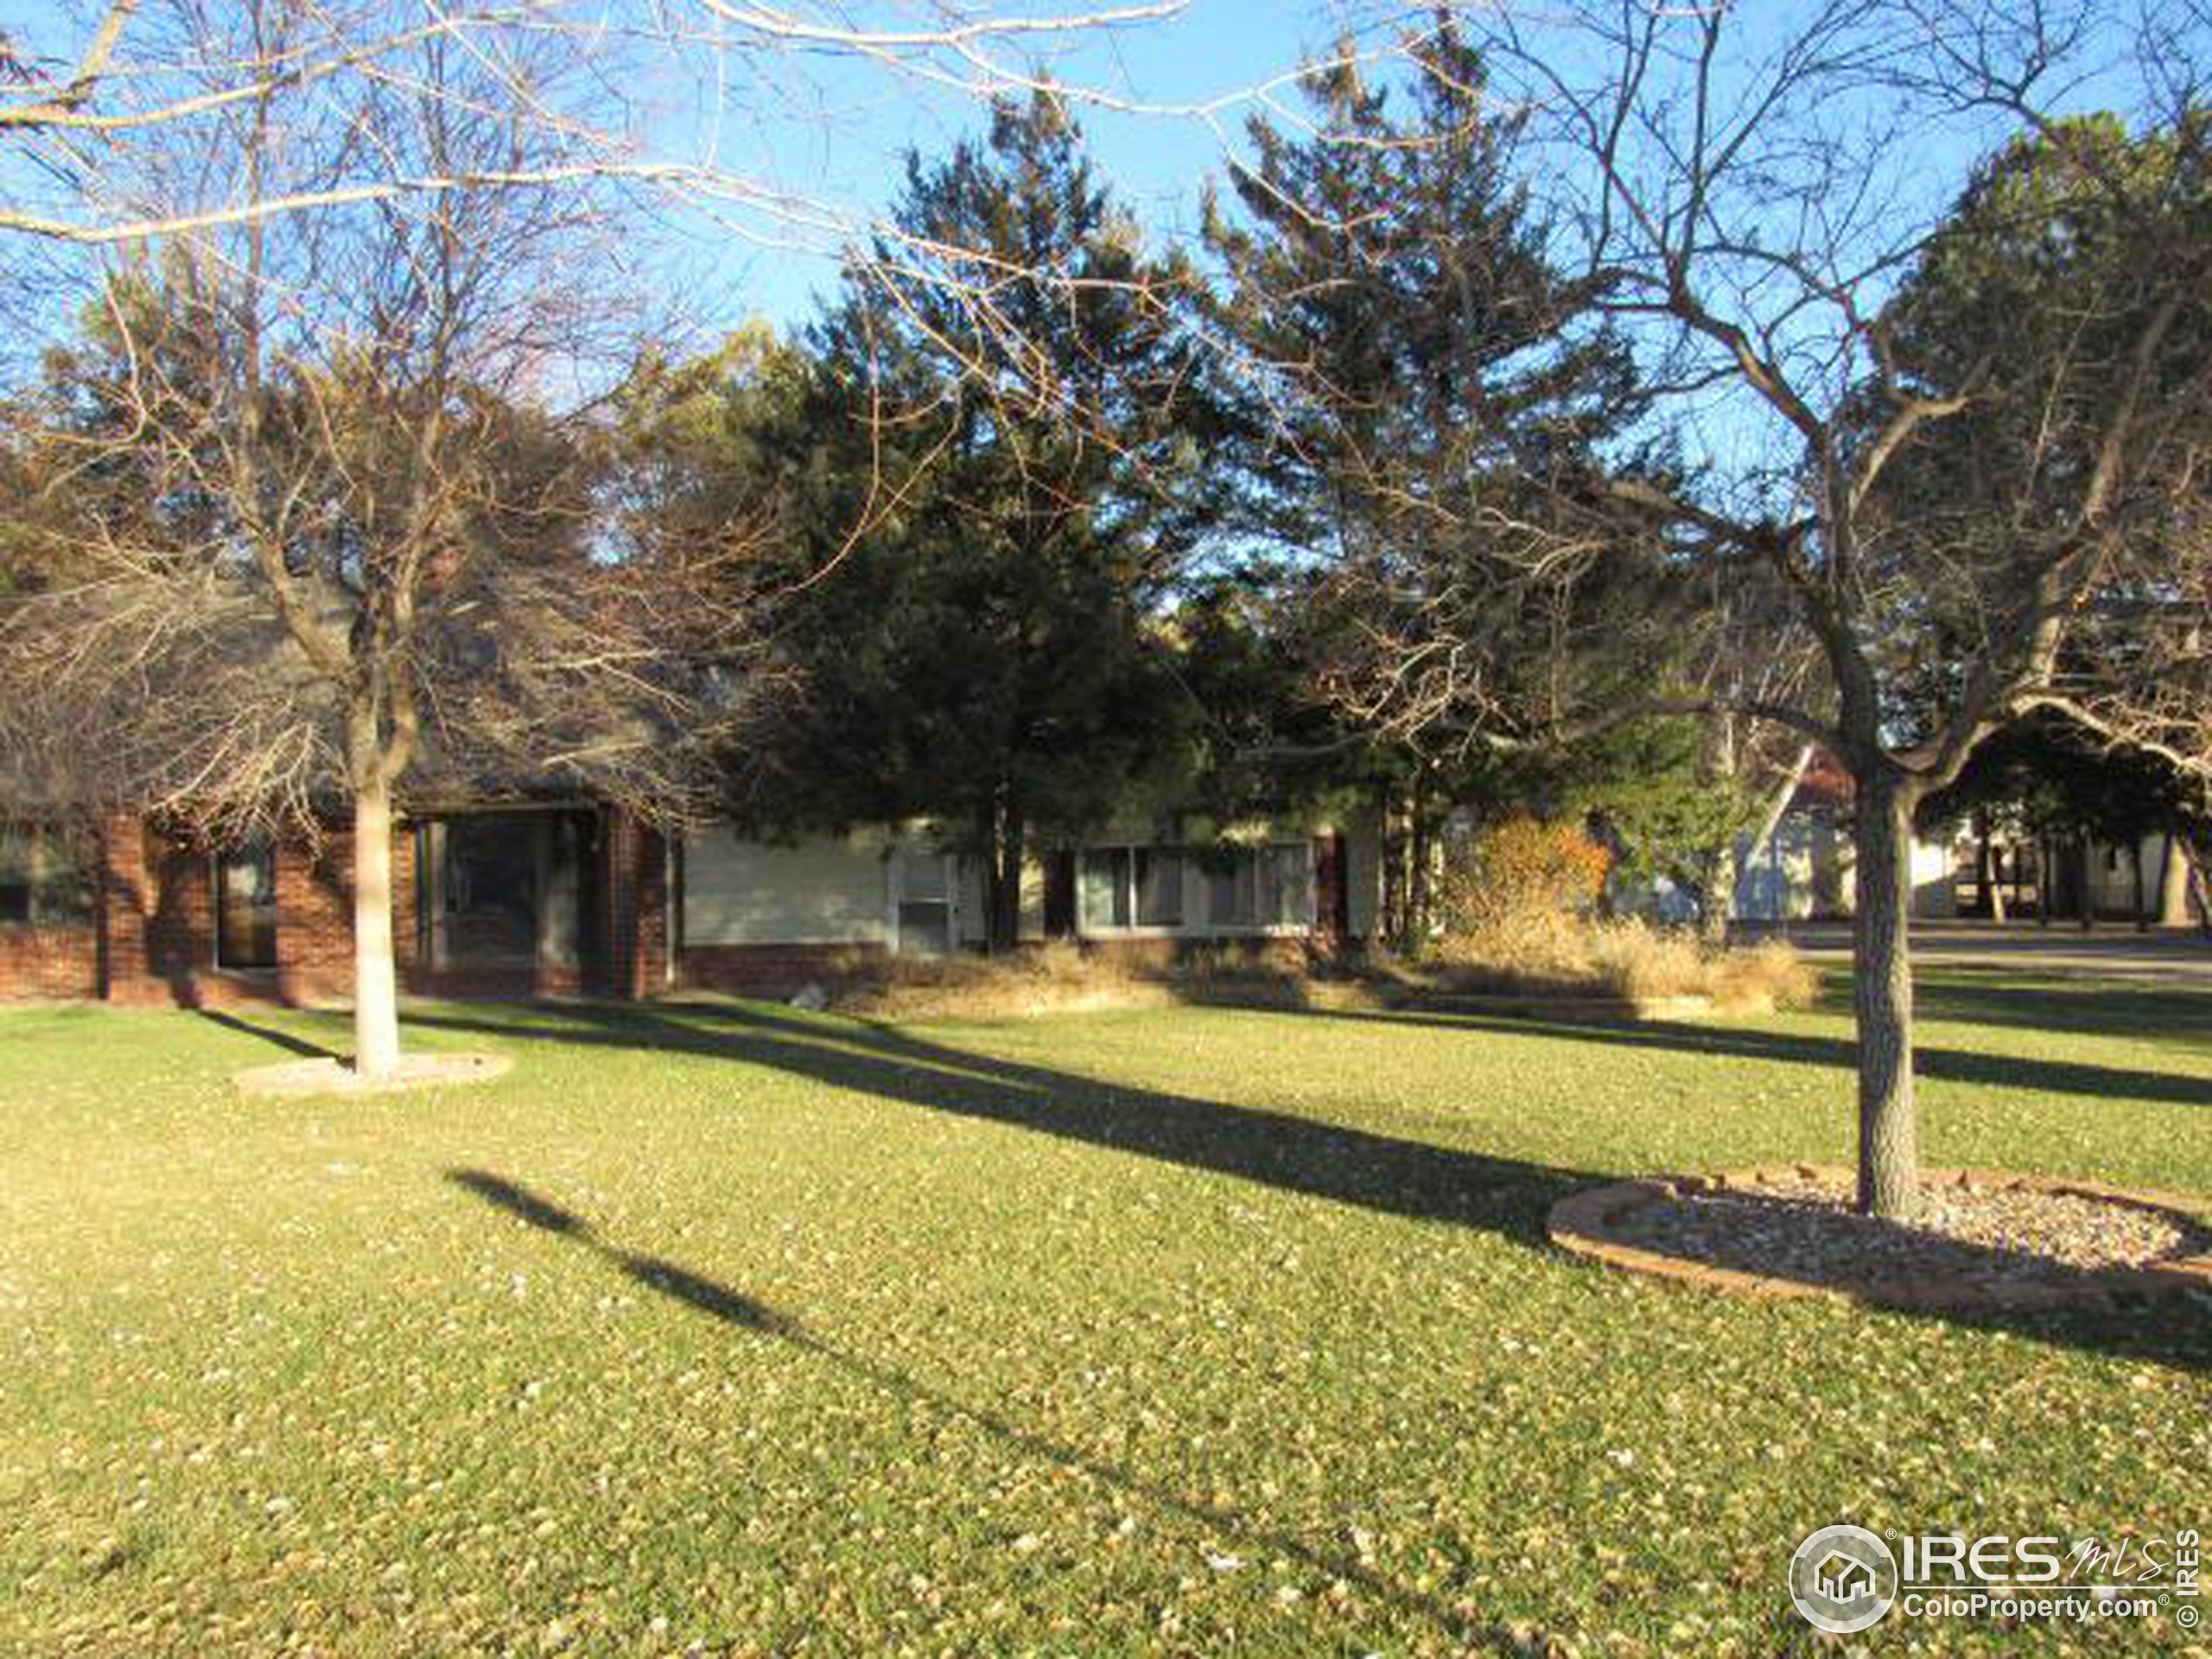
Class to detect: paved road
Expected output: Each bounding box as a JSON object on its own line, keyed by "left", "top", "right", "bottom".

{"left": 1737, "top": 918, "right": 2212, "bottom": 983}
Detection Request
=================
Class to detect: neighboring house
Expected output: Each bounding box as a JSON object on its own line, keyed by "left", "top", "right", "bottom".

{"left": 1732, "top": 753, "right": 2205, "bottom": 925}
{"left": 0, "top": 803, "right": 1382, "bottom": 1004}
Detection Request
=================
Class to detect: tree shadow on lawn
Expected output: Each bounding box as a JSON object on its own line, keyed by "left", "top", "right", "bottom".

{"left": 412, "top": 1001, "right": 2212, "bottom": 1372}
{"left": 1300, "top": 1001, "right": 2212, "bottom": 1111}
{"left": 413, "top": 999, "right": 1587, "bottom": 1240}
{"left": 444, "top": 1165, "right": 1528, "bottom": 1652}
{"left": 194, "top": 1007, "right": 342, "bottom": 1060}
{"left": 1903, "top": 971, "right": 2212, "bottom": 1052}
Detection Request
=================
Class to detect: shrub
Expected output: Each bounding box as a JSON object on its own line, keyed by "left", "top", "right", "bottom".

{"left": 818, "top": 941, "right": 1344, "bottom": 1021}
{"left": 1440, "top": 816, "right": 1611, "bottom": 939}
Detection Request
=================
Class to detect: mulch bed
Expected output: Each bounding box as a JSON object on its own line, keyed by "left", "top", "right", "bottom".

{"left": 1549, "top": 1164, "right": 2212, "bottom": 1313}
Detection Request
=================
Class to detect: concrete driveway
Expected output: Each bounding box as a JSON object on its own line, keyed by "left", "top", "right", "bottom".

{"left": 1739, "top": 918, "right": 2212, "bottom": 983}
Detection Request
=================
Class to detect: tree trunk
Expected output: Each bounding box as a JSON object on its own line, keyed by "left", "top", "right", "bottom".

{"left": 2131, "top": 838, "right": 2148, "bottom": 932}
{"left": 1973, "top": 814, "right": 1999, "bottom": 919}
{"left": 1697, "top": 839, "right": 1736, "bottom": 945}
{"left": 2037, "top": 838, "right": 2054, "bottom": 926}
{"left": 1852, "top": 775, "right": 1921, "bottom": 1218}
{"left": 989, "top": 806, "right": 1026, "bottom": 955}
{"left": 352, "top": 768, "right": 403, "bottom": 1078}
{"left": 2158, "top": 835, "right": 2193, "bottom": 926}
{"left": 2077, "top": 836, "right": 2095, "bottom": 932}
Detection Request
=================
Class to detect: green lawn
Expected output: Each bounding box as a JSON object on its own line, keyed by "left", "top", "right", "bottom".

{"left": 3, "top": 976, "right": 2208, "bottom": 1656}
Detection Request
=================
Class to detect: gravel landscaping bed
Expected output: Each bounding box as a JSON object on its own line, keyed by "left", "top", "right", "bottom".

{"left": 1548, "top": 1163, "right": 2212, "bottom": 1311}
{"left": 1612, "top": 1167, "right": 2212, "bottom": 1290}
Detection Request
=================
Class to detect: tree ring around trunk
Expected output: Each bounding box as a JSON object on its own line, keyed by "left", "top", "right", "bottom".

{"left": 1548, "top": 1165, "right": 2212, "bottom": 1314}
{"left": 234, "top": 1051, "right": 513, "bottom": 1099}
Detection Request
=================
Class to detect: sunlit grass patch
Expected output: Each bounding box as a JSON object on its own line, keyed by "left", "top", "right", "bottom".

{"left": 2, "top": 977, "right": 2207, "bottom": 1655}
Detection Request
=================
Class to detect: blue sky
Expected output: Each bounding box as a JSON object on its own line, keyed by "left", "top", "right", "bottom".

{"left": 648, "top": 3, "right": 1384, "bottom": 334}
{"left": 2, "top": 0, "right": 2181, "bottom": 418}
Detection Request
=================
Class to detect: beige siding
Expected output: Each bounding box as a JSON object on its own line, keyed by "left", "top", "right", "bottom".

{"left": 683, "top": 830, "right": 887, "bottom": 946}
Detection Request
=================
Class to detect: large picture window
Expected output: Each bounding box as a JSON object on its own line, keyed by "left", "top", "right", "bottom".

{"left": 0, "top": 823, "right": 94, "bottom": 929}
{"left": 1077, "top": 842, "right": 1313, "bottom": 934}
{"left": 1203, "top": 843, "right": 1311, "bottom": 929}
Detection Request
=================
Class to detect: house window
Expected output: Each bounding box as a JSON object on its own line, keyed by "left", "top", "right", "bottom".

{"left": 1077, "top": 842, "right": 1313, "bottom": 934}
{"left": 1080, "top": 848, "right": 1131, "bottom": 930}
{"left": 1265, "top": 843, "right": 1315, "bottom": 928}
{"left": 1204, "top": 843, "right": 1313, "bottom": 930}
{"left": 214, "top": 840, "right": 278, "bottom": 969}
{"left": 1135, "top": 848, "right": 1185, "bottom": 927}
{"left": 0, "top": 823, "right": 94, "bottom": 928}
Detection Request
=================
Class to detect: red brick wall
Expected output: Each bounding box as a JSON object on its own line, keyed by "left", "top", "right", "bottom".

{"left": 278, "top": 827, "right": 355, "bottom": 1005}
{"left": 392, "top": 827, "right": 419, "bottom": 979}
{"left": 598, "top": 810, "right": 669, "bottom": 999}
{"left": 109, "top": 823, "right": 218, "bottom": 1005}
{"left": 0, "top": 925, "right": 101, "bottom": 998}
{"left": 93, "top": 814, "right": 138, "bottom": 995}
{"left": 5, "top": 805, "right": 664, "bottom": 1005}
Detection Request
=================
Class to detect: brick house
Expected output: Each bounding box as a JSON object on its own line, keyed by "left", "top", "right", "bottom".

{"left": 1, "top": 801, "right": 1376, "bottom": 1005}
{"left": 0, "top": 803, "right": 670, "bottom": 1007}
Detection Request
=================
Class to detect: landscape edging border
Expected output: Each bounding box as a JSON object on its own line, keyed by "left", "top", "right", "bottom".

{"left": 1548, "top": 1164, "right": 2212, "bottom": 1313}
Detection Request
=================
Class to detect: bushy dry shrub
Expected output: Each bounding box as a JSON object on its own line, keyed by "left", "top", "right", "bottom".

{"left": 826, "top": 943, "right": 1160, "bottom": 1020}
{"left": 1440, "top": 816, "right": 1612, "bottom": 938}
{"left": 821, "top": 941, "right": 1346, "bottom": 1021}
{"left": 1430, "top": 916, "right": 1816, "bottom": 1011}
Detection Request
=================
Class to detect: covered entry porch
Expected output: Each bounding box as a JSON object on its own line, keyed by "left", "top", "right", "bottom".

{"left": 408, "top": 804, "right": 667, "bottom": 999}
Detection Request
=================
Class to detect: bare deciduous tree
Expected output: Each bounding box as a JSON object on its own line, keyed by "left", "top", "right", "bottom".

{"left": 0, "top": 11, "right": 780, "bottom": 1076}
{"left": 1436, "top": 0, "right": 2212, "bottom": 1215}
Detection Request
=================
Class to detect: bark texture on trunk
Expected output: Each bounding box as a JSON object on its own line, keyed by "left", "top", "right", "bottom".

{"left": 352, "top": 770, "right": 403, "bottom": 1078}
{"left": 1698, "top": 839, "right": 1737, "bottom": 944}
{"left": 976, "top": 798, "right": 1024, "bottom": 955}
{"left": 2159, "top": 836, "right": 2194, "bottom": 926}
{"left": 990, "top": 810, "right": 1025, "bottom": 955}
{"left": 1852, "top": 776, "right": 1920, "bottom": 1218}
